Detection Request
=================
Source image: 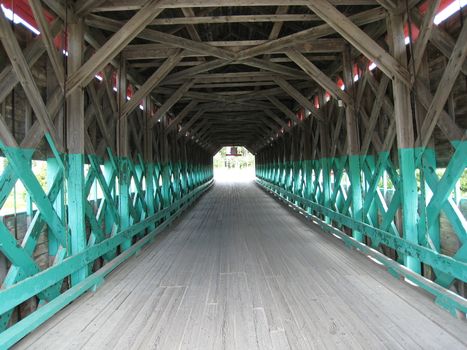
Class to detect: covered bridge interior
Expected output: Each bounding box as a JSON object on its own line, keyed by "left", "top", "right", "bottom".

{"left": 0, "top": 0, "right": 466, "bottom": 348}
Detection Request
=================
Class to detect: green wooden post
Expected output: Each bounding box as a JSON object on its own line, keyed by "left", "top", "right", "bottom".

{"left": 144, "top": 97, "right": 156, "bottom": 231}
{"left": 343, "top": 47, "right": 363, "bottom": 241}
{"left": 66, "top": 17, "right": 87, "bottom": 285}
{"left": 117, "top": 58, "right": 132, "bottom": 251}
{"left": 319, "top": 122, "right": 331, "bottom": 224}
{"left": 46, "top": 158, "right": 63, "bottom": 259}
{"left": 160, "top": 116, "right": 172, "bottom": 219}
{"left": 388, "top": 11, "right": 421, "bottom": 273}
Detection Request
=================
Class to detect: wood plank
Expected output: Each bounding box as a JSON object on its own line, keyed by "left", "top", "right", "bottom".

{"left": 417, "top": 21, "right": 467, "bottom": 148}
{"left": 91, "top": 0, "right": 380, "bottom": 12}
{"left": 286, "top": 49, "right": 350, "bottom": 104}
{"left": 0, "top": 8, "right": 62, "bottom": 151}
{"left": 306, "top": 0, "right": 410, "bottom": 85}
{"left": 66, "top": 0, "right": 165, "bottom": 95}
{"left": 151, "top": 13, "right": 320, "bottom": 25}
{"left": 152, "top": 80, "right": 195, "bottom": 126}
{"left": 122, "top": 51, "right": 183, "bottom": 118}
{"left": 273, "top": 78, "right": 322, "bottom": 120}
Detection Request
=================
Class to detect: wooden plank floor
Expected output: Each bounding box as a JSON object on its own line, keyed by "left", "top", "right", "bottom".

{"left": 16, "top": 181, "right": 467, "bottom": 349}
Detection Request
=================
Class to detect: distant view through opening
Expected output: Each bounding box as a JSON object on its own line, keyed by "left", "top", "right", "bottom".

{"left": 213, "top": 146, "right": 255, "bottom": 183}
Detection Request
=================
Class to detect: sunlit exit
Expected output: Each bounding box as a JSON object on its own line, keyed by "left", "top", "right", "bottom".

{"left": 213, "top": 146, "right": 255, "bottom": 183}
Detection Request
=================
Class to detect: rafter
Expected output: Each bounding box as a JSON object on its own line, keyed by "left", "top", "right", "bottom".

{"left": 66, "top": 0, "right": 165, "bottom": 95}
{"left": 306, "top": 0, "right": 410, "bottom": 85}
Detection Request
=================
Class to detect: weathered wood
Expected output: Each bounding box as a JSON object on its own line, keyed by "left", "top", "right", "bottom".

{"left": 273, "top": 78, "right": 322, "bottom": 120}
{"left": 122, "top": 52, "right": 183, "bottom": 118}
{"left": 66, "top": 0, "right": 165, "bottom": 95}
{"left": 0, "top": 8, "right": 62, "bottom": 151}
{"left": 0, "top": 19, "right": 61, "bottom": 104}
{"left": 166, "top": 100, "right": 198, "bottom": 133}
{"left": 91, "top": 0, "right": 381, "bottom": 11}
{"left": 410, "top": 0, "right": 441, "bottom": 77}
{"left": 418, "top": 22, "right": 467, "bottom": 148}
{"left": 28, "top": 0, "right": 65, "bottom": 89}
{"left": 177, "top": 110, "right": 205, "bottom": 138}
{"left": 388, "top": 9, "right": 419, "bottom": 273}
{"left": 286, "top": 49, "right": 350, "bottom": 104}
{"left": 306, "top": 0, "right": 410, "bottom": 85}
{"left": 236, "top": 7, "right": 386, "bottom": 60}
{"left": 151, "top": 13, "right": 320, "bottom": 25}
{"left": 152, "top": 80, "right": 195, "bottom": 126}
{"left": 267, "top": 96, "right": 299, "bottom": 124}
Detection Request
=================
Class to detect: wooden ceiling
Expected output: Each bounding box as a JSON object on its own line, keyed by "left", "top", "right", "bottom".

{"left": 56, "top": 0, "right": 418, "bottom": 152}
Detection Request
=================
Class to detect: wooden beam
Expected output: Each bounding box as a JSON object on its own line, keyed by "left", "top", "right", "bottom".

{"left": 85, "top": 15, "right": 235, "bottom": 61}
{"left": 273, "top": 77, "right": 322, "bottom": 120}
{"left": 66, "top": 16, "right": 88, "bottom": 285}
{"left": 28, "top": 0, "right": 65, "bottom": 89}
{"left": 411, "top": 8, "right": 467, "bottom": 76}
{"left": 264, "top": 109, "right": 288, "bottom": 130}
{"left": 410, "top": 0, "right": 440, "bottom": 77}
{"left": 92, "top": 0, "right": 379, "bottom": 12}
{"left": 152, "top": 80, "right": 195, "bottom": 126}
{"left": 236, "top": 7, "right": 385, "bottom": 60}
{"left": 177, "top": 110, "right": 205, "bottom": 138}
{"left": 375, "top": 0, "right": 396, "bottom": 11}
{"left": 0, "top": 8, "right": 61, "bottom": 151}
{"left": 286, "top": 48, "right": 350, "bottom": 104}
{"left": 0, "top": 19, "right": 61, "bottom": 104}
{"left": 306, "top": 0, "right": 410, "bottom": 85}
{"left": 117, "top": 58, "right": 129, "bottom": 157}
{"left": 122, "top": 39, "right": 345, "bottom": 60}
{"left": 166, "top": 100, "right": 198, "bottom": 133}
{"left": 122, "top": 51, "right": 183, "bottom": 117}
{"left": 151, "top": 13, "right": 320, "bottom": 25}
{"left": 66, "top": 0, "right": 164, "bottom": 95}
{"left": 267, "top": 96, "right": 300, "bottom": 124}
{"left": 418, "top": 22, "right": 467, "bottom": 148}
{"left": 388, "top": 9, "right": 419, "bottom": 273}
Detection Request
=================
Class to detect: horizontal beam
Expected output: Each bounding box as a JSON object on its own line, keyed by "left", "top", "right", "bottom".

{"left": 92, "top": 0, "right": 379, "bottom": 12}
{"left": 151, "top": 14, "right": 321, "bottom": 25}
{"left": 306, "top": 0, "right": 410, "bottom": 85}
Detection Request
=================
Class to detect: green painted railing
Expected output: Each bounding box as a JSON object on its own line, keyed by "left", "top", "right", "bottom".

{"left": 256, "top": 177, "right": 467, "bottom": 316}
{"left": 0, "top": 179, "right": 213, "bottom": 348}
{"left": 0, "top": 139, "right": 213, "bottom": 348}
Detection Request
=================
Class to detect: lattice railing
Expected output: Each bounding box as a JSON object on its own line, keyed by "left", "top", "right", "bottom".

{"left": 255, "top": 63, "right": 467, "bottom": 316}
{"left": 0, "top": 143, "right": 213, "bottom": 346}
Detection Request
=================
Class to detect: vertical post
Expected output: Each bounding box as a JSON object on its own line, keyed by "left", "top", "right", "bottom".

{"left": 66, "top": 17, "right": 87, "bottom": 285}
{"left": 416, "top": 53, "right": 440, "bottom": 264}
{"left": 388, "top": 10, "right": 420, "bottom": 273}
{"left": 343, "top": 46, "right": 363, "bottom": 242}
{"left": 144, "top": 97, "right": 156, "bottom": 230}
{"left": 292, "top": 128, "right": 301, "bottom": 205}
{"left": 318, "top": 93, "right": 331, "bottom": 224}
{"left": 303, "top": 117, "right": 313, "bottom": 214}
{"left": 117, "top": 57, "right": 131, "bottom": 250}
{"left": 160, "top": 114, "right": 171, "bottom": 218}
{"left": 46, "top": 158, "right": 63, "bottom": 260}
{"left": 46, "top": 59, "right": 62, "bottom": 262}
{"left": 24, "top": 103, "right": 34, "bottom": 219}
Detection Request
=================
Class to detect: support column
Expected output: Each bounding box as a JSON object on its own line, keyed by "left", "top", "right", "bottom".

{"left": 343, "top": 46, "right": 363, "bottom": 242}
{"left": 318, "top": 94, "right": 331, "bottom": 224}
{"left": 66, "top": 18, "right": 87, "bottom": 285}
{"left": 46, "top": 58, "right": 63, "bottom": 264}
{"left": 388, "top": 9, "right": 420, "bottom": 273}
{"left": 416, "top": 53, "right": 440, "bottom": 277}
{"left": 117, "top": 58, "right": 131, "bottom": 250}
{"left": 160, "top": 114, "right": 172, "bottom": 218}
{"left": 303, "top": 117, "right": 313, "bottom": 214}
{"left": 144, "top": 97, "right": 156, "bottom": 230}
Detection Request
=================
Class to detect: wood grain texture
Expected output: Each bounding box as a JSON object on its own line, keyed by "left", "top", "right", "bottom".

{"left": 15, "top": 182, "right": 467, "bottom": 350}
